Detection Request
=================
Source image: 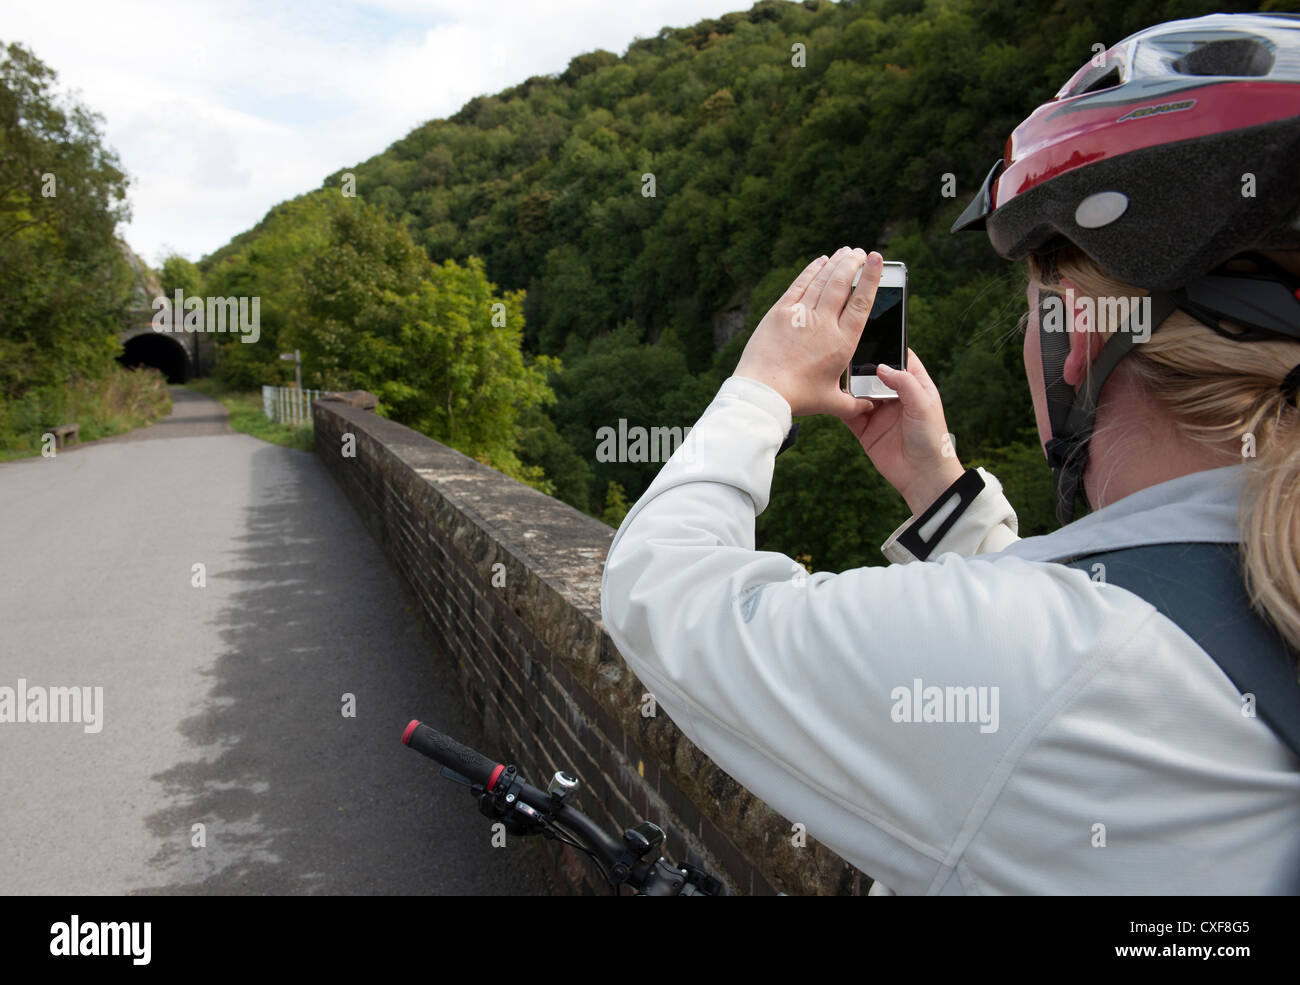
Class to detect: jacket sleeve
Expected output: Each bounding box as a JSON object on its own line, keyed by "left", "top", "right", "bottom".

{"left": 599, "top": 376, "right": 1144, "bottom": 894}
{"left": 880, "top": 467, "right": 1021, "bottom": 563}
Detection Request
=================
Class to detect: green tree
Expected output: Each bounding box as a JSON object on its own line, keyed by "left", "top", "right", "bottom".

{"left": 600, "top": 481, "right": 630, "bottom": 528}
{"left": 548, "top": 321, "right": 707, "bottom": 510}
{"left": 202, "top": 192, "right": 335, "bottom": 388}
{"left": 158, "top": 253, "right": 202, "bottom": 298}
{"left": 0, "top": 41, "right": 132, "bottom": 400}
{"left": 516, "top": 401, "right": 595, "bottom": 513}
{"left": 290, "top": 197, "right": 426, "bottom": 389}
{"left": 293, "top": 199, "right": 559, "bottom": 487}
{"left": 363, "top": 257, "right": 557, "bottom": 482}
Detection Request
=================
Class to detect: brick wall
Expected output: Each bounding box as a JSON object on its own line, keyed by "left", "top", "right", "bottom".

{"left": 314, "top": 397, "right": 868, "bottom": 895}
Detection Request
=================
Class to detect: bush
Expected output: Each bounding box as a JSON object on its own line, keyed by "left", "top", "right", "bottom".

{"left": 0, "top": 365, "right": 172, "bottom": 458}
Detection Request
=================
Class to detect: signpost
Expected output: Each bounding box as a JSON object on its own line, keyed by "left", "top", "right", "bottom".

{"left": 279, "top": 349, "right": 302, "bottom": 390}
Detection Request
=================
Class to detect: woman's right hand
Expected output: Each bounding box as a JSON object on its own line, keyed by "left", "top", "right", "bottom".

{"left": 843, "top": 349, "right": 965, "bottom": 516}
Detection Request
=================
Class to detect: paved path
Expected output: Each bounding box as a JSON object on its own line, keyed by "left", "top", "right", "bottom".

{"left": 0, "top": 387, "right": 553, "bottom": 894}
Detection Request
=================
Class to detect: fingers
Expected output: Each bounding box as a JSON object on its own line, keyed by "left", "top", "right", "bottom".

{"left": 875, "top": 362, "right": 926, "bottom": 408}
{"left": 841, "top": 251, "right": 883, "bottom": 327}
{"left": 780, "top": 254, "right": 830, "bottom": 307}
{"left": 805, "top": 246, "right": 844, "bottom": 310}
{"left": 806, "top": 246, "right": 851, "bottom": 311}
{"left": 901, "top": 348, "right": 939, "bottom": 398}
{"left": 826, "top": 389, "right": 870, "bottom": 422}
{"left": 813, "top": 247, "right": 867, "bottom": 316}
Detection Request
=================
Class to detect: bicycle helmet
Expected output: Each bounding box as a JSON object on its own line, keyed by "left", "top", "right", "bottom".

{"left": 952, "top": 12, "right": 1300, "bottom": 523}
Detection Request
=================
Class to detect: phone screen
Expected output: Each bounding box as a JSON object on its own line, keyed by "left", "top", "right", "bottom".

{"left": 849, "top": 286, "right": 905, "bottom": 376}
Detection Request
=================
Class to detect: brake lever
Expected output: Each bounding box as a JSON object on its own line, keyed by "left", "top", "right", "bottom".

{"left": 439, "top": 766, "right": 473, "bottom": 786}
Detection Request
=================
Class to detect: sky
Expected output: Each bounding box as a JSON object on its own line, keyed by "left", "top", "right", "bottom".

{"left": 6, "top": 0, "right": 752, "bottom": 266}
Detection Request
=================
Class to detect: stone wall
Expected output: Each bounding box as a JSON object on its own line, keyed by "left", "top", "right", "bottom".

{"left": 314, "top": 396, "right": 868, "bottom": 895}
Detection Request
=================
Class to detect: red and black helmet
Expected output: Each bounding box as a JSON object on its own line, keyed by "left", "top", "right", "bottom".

{"left": 953, "top": 12, "right": 1300, "bottom": 291}
{"left": 953, "top": 12, "right": 1300, "bottom": 524}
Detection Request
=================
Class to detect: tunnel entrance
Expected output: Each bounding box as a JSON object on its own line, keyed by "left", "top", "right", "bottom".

{"left": 120, "top": 333, "right": 191, "bottom": 383}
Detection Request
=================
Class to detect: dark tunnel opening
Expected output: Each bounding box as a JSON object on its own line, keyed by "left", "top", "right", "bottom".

{"left": 120, "top": 333, "right": 191, "bottom": 383}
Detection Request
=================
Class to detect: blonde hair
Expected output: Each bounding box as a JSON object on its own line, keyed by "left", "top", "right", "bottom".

{"left": 1027, "top": 244, "right": 1300, "bottom": 658}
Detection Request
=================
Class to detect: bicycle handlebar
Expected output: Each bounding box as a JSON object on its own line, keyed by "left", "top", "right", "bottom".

{"left": 402, "top": 719, "right": 505, "bottom": 790}
{"left": 402, "top": 718, "right": 722, "bottom": 895}
{"left": 403, "top": 719, "right": 618, "bottom": 853}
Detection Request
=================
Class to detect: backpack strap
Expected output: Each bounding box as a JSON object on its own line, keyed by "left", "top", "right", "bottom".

{"left": 1061, "top": 542, "right": 1300, "bottom": 762}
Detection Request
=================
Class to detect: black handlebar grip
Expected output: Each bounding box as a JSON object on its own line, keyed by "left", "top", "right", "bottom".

{"left": 402, "top": 720, "right": 505, "bottom": 790}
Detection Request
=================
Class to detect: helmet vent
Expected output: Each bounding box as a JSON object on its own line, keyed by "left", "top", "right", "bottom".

{"left": 1066, "top": 63, "right": 1123, "bottom": 97}
{"left": 1171, "top": 37, "right": 1274, "bottom": 77}
{"left": 1078, "top": 66, "right": 1122, "bottom": 94}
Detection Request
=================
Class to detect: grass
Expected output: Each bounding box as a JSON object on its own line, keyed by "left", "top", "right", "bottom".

{"left": 0, "top": 366, "right": 173, "bottom": 462}
{"left": 183, "top": 378, "right": 315, "bottom": 451}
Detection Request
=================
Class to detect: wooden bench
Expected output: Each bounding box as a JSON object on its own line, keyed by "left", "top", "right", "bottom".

{"left": 48, "top": 424, "right": 80, "bottom": 449}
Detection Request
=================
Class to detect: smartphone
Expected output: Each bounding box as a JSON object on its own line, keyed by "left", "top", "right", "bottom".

{"left": 842, "top": 260, "right": 908, "bottom": 399}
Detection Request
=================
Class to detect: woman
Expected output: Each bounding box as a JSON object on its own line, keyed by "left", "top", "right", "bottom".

{"left": 600, "top": 12, "right": 1300, "bottom": 894}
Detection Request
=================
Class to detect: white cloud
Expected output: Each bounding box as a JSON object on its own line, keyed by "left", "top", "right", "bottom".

{"left": 5, "top": 0, "right": 747, "bottom": 265}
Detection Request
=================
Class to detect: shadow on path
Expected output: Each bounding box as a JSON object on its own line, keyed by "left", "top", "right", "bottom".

{"left": 130, "top": 440, "right": 554, "bottom": 894}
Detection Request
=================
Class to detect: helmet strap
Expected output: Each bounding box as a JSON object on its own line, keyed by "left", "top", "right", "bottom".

{"left": 1039, "top": 291, "right": 1180, "bottom": 524}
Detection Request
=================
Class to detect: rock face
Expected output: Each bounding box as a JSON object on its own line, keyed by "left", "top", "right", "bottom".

{"left": 712, "top": 299, "right": 749, "bottom": 350}
{"left": 117, "top": 240, "right": 163, "bottom": 311}
{"left": 711, "top": 282, "right": 753, "bottom": 351}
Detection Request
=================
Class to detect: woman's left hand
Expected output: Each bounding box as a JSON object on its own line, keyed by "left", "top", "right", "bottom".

{"left": 734, "top": 246, "right": 883, "bottom": 419}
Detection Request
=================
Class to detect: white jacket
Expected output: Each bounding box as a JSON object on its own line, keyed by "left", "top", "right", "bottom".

{"left": 600, "top": 376, "right": 1300, "bottom": 894}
